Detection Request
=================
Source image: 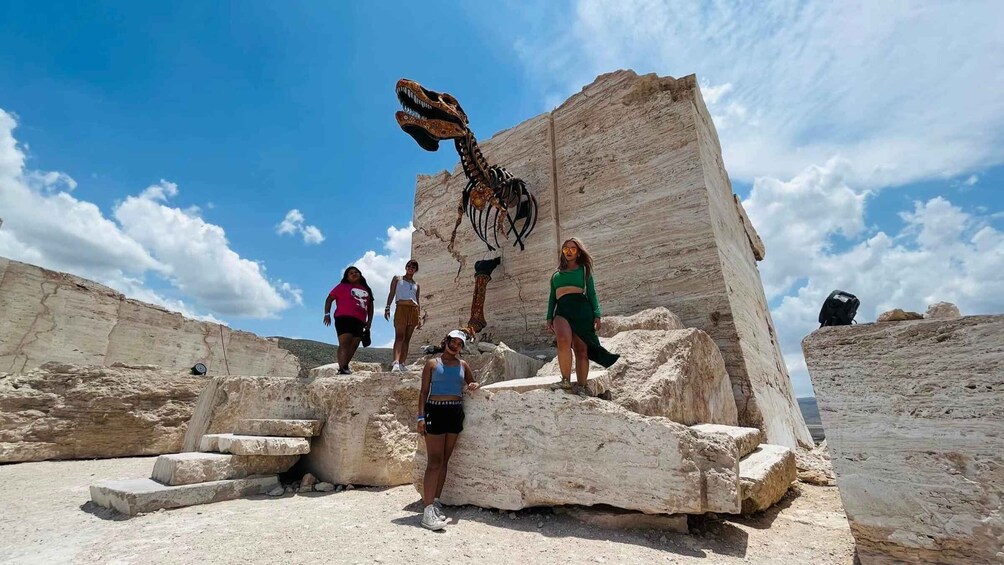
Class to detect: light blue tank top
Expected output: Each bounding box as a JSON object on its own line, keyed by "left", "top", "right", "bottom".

{"left": 429, "top": 357, "right": 464, "bottom": 396}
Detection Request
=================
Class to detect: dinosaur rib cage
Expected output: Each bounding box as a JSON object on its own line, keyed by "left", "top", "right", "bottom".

{"left": 463, "top": 173, "right": 538, "bottom": 251}
{"left": 455, "top": 137, "right": 538, "bottom": 252}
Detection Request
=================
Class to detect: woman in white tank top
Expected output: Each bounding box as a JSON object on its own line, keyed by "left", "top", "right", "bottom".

{"left": 384, "top": 259, "right": 422, "bottom": 371}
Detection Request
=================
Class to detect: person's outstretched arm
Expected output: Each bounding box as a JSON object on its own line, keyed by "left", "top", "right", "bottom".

{"left": 384, "top": 276, "right": 398, "bottom": 321}
{"left": 323, "top": 290, "right": 336, "bottom": 326}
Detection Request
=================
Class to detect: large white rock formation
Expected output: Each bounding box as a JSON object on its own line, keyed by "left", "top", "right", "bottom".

{"left": 0, "top": 363, "right": 208, "bottom": 463}
{"left": 182, "top": 367, "right": 421, "bottom": 487}
{"left": 539, "top": 327, "right": 739, "bottom": 426}
{"left": 0, "top": 257, "right": 299, "bottom": 377}
{"left": 413, "top": 385, "right": 742, "bottom": 515}
{"left": 803, "top": 315, "right": 1004, "bottom": 565}
{"left": 409, "top": 71, "right": 810, "bottom": 448}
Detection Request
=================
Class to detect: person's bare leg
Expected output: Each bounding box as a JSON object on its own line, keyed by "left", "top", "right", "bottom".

{"left": 572, "top": 334, "right": 589, "bottom": 386}
{"left": 435, "top": 433, "right": 460, "bottom": 499}
{"left": 343, "top": 336, "right": 363, "bottom": 368}
{"left": 392, "top": 327, "right": 406, "bottom": 364}
{"left": 337, "top": 333, "right": 353, "bottom": 369}
{"left": 553, "top": 316, "right": 573, "bottom": 383}
{"left": 400, "top": 325, "right": 417, "bottom": 365}
{"left": 423, "top": 433, "right": 446, "bottom": 506}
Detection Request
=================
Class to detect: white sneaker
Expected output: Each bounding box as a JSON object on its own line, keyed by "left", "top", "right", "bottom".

{"left": 391, "top": 362, "right": 401, "bottom": 372}
{"left": 433, "top": 499, "right": 446, "bottom": 520}
{"left": 421, "top": 505, "right": 446, "bottom": 530}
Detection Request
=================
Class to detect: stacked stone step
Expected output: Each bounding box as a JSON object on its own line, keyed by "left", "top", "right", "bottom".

{"left": 89, "top": 419, "right": 322, "bottom": 516}
{"left": 690, "top": 424, "right": 797, "bottom": 514}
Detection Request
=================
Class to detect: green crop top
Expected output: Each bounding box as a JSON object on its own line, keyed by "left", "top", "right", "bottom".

{"left": 546, "top": 265, "right": 601, "bottom": 320}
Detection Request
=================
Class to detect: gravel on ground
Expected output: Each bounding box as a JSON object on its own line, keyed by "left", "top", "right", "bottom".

{"left": 0, "top": 457, "right": 856, "bottom": 564}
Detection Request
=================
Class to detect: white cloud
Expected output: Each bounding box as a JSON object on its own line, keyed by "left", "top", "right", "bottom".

{"left": 0, "top": 107, "right": 298, "bottom": 321}
{"left": 276, "top": 208, "right": 325, "bottom": 245}
{"left": 513, "top": 0, "right": 1004, "bottom": 188}
{"left": 745, "top": 162, "right": 1004, "bottom": 397}
{"left": 351, "top": 222, "right": 415, "bottom": 298}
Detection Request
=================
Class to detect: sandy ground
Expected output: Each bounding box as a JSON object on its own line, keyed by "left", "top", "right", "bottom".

{"left": 0, "top": 457, "right": 855, "bottom": 564}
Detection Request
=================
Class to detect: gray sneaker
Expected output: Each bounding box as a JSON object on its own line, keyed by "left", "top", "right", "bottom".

{"left": 421, "top": 505, "right": 446, "bottom": 530}
{"left": 570, "top": 383, "right": 589, "bottom": 397}
{"left": 433, "top": 499, "right": 446, "bottom": 520}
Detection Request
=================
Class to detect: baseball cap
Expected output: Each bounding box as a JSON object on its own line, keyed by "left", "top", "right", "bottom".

{"left": 447, "top": 329, "right": 468, "bottom": 347}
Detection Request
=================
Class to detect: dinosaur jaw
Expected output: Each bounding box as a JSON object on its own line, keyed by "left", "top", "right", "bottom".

{"left": 395, "top": 111, "right": 467, "bottom": 151}
{"left": 395, "top": 79, "right": 469, "bottom": 151}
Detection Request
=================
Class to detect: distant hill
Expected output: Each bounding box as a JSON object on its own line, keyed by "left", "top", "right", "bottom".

{"left": 798, "top": 397, "right": 821, "bottom": 425}
{"left": 798, "top": 396, "right": 825, "bottom": 443}
{"left": 274, "top": 337, "right": 393, "bottom": 376}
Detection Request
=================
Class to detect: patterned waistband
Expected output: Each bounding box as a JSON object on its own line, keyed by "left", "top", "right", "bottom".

{"left": 425, "top": 399, "right": 463, "bottom": 406}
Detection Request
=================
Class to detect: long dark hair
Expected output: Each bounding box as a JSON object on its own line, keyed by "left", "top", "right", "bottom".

{"left": 557, "top": 237, "right": 594, "bottom": 280}
{"left": 341, "top": 266, "right": 374, "bottom": 302}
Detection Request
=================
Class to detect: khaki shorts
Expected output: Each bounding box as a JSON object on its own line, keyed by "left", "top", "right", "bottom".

{"left": 394, "top": 301, "right": 420, "bottom": 330}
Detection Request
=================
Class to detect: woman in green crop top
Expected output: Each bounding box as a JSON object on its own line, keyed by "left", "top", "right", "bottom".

{"left": 546, "top": 237, "right": 620, "bottom": 395}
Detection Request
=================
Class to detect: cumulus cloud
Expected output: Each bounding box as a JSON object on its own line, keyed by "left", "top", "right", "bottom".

{"left": 351, "top": 223, "right": 415, "bottom": 296}
{"left": 745, "top": 162, "right": 1004, "bottom": 397}
{"left": 513, "top": 0, "right": 1004, "bottom": 188}
{"left": 276, "top": 209, "right": 325, "bottom": 245}
{"left": 0, "top": 107, "right": 299, "bottom": 320}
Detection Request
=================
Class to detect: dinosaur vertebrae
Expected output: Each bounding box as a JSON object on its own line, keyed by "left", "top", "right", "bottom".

{"left": 455, "top": 136, "right": 538, "bottom": 251}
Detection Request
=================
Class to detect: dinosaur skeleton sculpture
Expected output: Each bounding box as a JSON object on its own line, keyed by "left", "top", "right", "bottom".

{"left": 395, "top": 79, "right": 538, "bottom": 252}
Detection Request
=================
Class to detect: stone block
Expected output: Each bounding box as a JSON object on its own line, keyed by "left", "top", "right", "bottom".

{"left": 690, "top": 424, "right": 764, "bottom": 459}
{"left": 597, "top": 307, "right": 685, "bottom": 338}
{"left": 739, "top": 444, "right": 796, "bottom": 514}
{"left": 477, "top": 342, "right": 546, "bottom": 385}
{"left": 151, "top": 452, "right": 299, "bottom": 486}
{"left": 803, "top": 315, "right": 1004, "bottom": 564}
{"left": 232, "top": 419, "right": 323, "bottom": 437}
{"left": 0, "top": 363, "right": 206, "bottom": 463}
{"left": 182, "top": 374, "right": 420, "bottom": 486}
{"left": 409, "top": 71, "right": 810, "bottom": 448}
{"left": 876, "top": 309, "right": 924, "bottom": 322}
{"left": 482, "top": 371, "right": 609, "bottom": 396}
{"left": 0, "top": 257, "right": 299, "bottom": 377}
{"left": 539, "top": 328, "right": 738, "bottom": 426}
{"left": 414, "top": 382, "right": 741, "bottom": 515}
{"left": 557, "top": 506, "right": 688, "bottom": 533}
{"left": 925, "top": 301, "right": 960, "bottom": 319}
{"left": 89, "top": 475, "right": 279, "bottom": 516}
{"left": 198, "top": 434, "right": 310, "bottom": 456}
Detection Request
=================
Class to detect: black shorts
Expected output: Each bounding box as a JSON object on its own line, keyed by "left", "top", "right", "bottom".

{"left": 334, "top": 316, "right": 365, "bottom": 338}
{"left": 425, "top": 400, "right": 464, "bottom": 435}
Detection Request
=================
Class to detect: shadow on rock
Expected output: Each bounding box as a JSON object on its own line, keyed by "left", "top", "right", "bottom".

{"left": 393, "top": 500, "right": 750, "bottom": 558}
{"left": 79, "top": 501, "right": 130, "bottom": 521}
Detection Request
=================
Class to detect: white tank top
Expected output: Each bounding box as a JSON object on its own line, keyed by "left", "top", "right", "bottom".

{"left": 395, "top": 277, "right": 418, "bottom": 303}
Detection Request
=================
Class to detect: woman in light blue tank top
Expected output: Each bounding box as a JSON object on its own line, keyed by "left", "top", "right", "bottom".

{"left": 416, "top": 329, "right": 479, "bottom": 530}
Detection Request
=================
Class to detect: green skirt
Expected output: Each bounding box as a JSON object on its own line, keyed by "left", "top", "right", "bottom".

{"left": 554, "top": 294, "right": 621, "bottom": 368}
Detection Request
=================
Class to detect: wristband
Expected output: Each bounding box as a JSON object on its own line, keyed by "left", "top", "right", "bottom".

{"left": 416, "top": 416, "right": 425, "bottom": 421}
{"left": 324, "top": 313, "right": 330, "bottom": 317}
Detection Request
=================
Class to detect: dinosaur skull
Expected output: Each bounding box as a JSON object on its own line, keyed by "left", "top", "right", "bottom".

{"left": 395, "top": 79, "right": 469, "bottom": 151}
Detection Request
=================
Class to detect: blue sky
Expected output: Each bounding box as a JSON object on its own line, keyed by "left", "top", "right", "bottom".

{"left": 2, "top": 1, "right": 1002, "bottom": 397}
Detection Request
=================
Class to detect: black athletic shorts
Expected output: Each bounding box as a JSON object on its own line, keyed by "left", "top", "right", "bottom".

{"left": 424, "top": 400, "right": 464, "bottom": 435}
{"left": 334, "top": 316, "right": 365, "bottom": 338}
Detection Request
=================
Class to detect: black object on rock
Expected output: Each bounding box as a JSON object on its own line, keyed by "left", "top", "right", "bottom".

{"left": 191, "top": 362, "right": 208, "bottom": 376}
{"left": 818, "top": 290, "right": 860, "bottom": 327}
